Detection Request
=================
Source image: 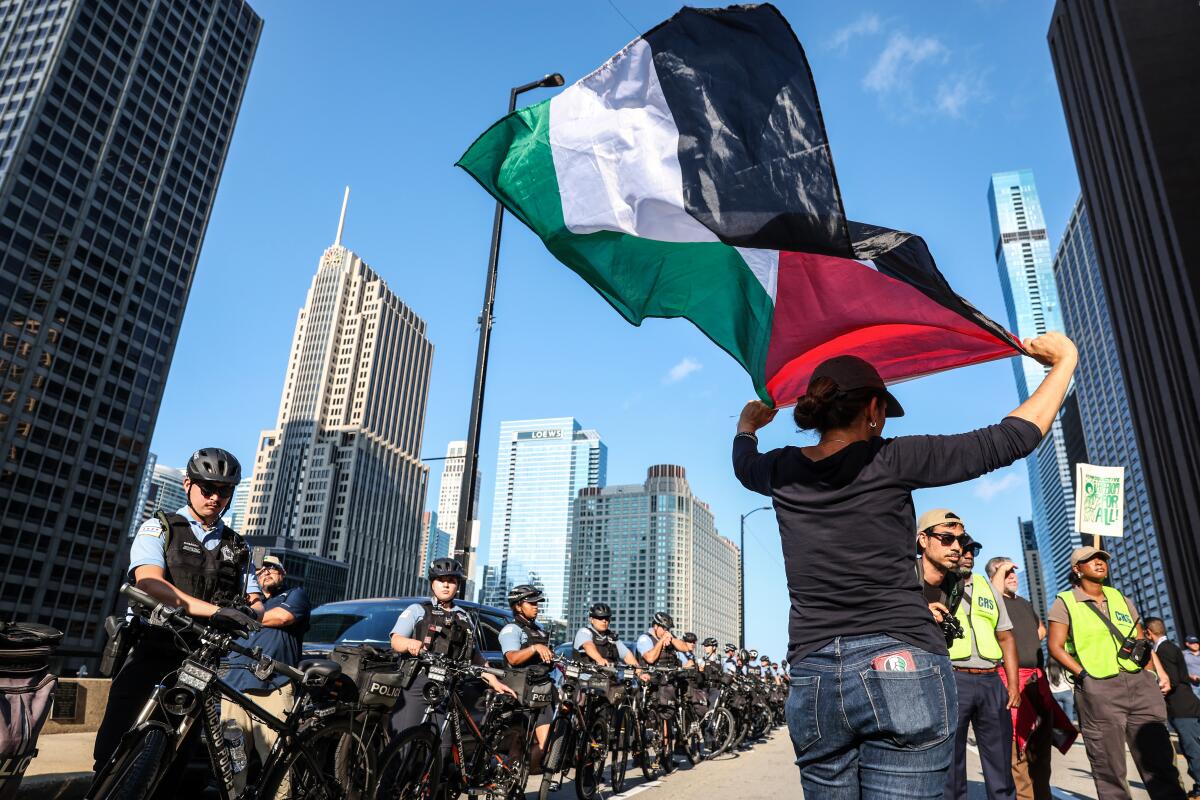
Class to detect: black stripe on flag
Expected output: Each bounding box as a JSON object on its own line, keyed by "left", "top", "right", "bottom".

{"left": 643, "top": 4, "right": 851, "bottom": 256}
{"left": 849, "top": 221, "right": 1023, "bottom": 353}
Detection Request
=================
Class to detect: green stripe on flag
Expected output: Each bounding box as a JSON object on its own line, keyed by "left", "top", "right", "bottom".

{"left": 457, "top": 101, "right": 776, "bottom": 403}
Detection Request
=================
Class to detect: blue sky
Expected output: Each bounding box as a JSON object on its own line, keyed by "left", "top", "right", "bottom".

{"left": 150, "top": 1, "right": 1081, "bottom": 658}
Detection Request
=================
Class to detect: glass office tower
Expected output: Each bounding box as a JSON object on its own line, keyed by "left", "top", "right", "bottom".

{"left": 987, "top": 170, "right": 1080, "bottom": 601}
{"left": 0, "top": 0, "right": 261, "bottom": 668}
{"left": 481, "top": 418, "right": 605, "bottom": 625}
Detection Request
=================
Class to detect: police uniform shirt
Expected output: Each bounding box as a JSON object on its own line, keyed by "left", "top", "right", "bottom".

{"left": 498, "top": 621, "right": 531, "bottom": 654}
{"left": 636, "top": 631, "right": 677, "bottom": 663}
{"left": 573, "top": 627, "right": 632, "bottom": 661}
{"left": 129, "top": 505, "right": 260, "bottom": 595}
{"left": 722, "top": 656, "right": 737, "bottom": 674}
{"left": 954, "top": 575, "right": 1013, "bottom": 668}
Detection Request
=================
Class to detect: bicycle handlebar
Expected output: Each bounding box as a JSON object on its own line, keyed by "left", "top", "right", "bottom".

{"left": 120, "top": 583, "right": 303, "bottom": 683}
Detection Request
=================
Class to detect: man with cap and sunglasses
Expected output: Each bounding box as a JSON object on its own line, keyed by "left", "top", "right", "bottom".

{"left": 1186, "top": 636, "right": 1200, "bottom": 698}
{"left": 1047, "top": 547, "right": 1182, "bottom": 800}
{"left": 917, "top": 509, "right": 1020, "bottom": 800}
{"left": 220, "top": 554, "right": 311, "bottom": 793}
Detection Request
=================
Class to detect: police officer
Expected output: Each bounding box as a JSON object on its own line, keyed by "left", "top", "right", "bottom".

{"left": 572, "top": 603, "right": 640, "bottom": 670}
{"left": 746, "top": 649, "right": 762, "bottom": 679}
{"left": 637, "top": 612, "right": 691, "bottom": 737}
{"left": 917, "top": 509, "right": 1020, "bottom": 800}
{"left": 1047, "top": 547, "right": 1182, "bottom": 800}
{"left": 92, "top": 448, "right": 260, "bottom": 775}
{"left": 722, "top": 643, "right": 739, "bottom": 675}
{"left": 390, "top": 558, "right": 515, "bottom": 736}
{"left": 700, "top": 637, "right": 724, "bottom": 706}
{"left": 499, "top": 585, "right": 555, "bottom": 770}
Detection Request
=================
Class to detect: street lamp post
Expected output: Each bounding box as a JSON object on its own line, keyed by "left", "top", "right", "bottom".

{"left": 739, "top": 506, "right": 772, "bottom": 650}
{"left": 454, "top": 73, "right": 565, "bottom": 594}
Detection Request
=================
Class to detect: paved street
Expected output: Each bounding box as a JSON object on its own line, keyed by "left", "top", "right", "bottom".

{"left": 530, "top": 729, "right": 1176, "bottom": 800}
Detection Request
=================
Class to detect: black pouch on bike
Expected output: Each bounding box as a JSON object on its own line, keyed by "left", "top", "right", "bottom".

{"left": 329, "top": 643, "right": 402, "bottom": 695}
{"left": 0, "top": 622, "right": 62, "bottom": 677}
{"left": 99, "top": 615, "right": 138, "bottom": 678}
{"left": 502, "top": 669, "right": 554, "bottom": 708}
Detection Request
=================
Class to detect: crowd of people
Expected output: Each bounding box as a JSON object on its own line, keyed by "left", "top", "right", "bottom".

{"left": 85, "top": 331, "right": 1196, "bottom": 800}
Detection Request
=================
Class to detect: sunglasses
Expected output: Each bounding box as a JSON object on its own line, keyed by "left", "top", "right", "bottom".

{"left": 196, "top": 482, "right": 235, "bottom": 499}
{"left": 257, "top": 565, "right": 283, "bottom": 574}
{"left": 926, "top": 531, "right": 982, "bottom": 555}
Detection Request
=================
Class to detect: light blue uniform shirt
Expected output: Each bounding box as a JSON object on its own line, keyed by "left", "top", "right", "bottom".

{"left": 722, "top": 657, "right": 737, "bottom": 674}
{"left": 573, "top": 627, "right": 631, "bottom": 660}
{"left": 128, "top": 505, "right": 259, "bottom": 595}
{"left": 390, "top": 600, "right": 473, "bottom": 637}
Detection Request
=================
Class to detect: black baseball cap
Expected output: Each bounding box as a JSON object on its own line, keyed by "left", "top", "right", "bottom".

{"left": 809, "top": 355, "right": 905, "bottom": 418}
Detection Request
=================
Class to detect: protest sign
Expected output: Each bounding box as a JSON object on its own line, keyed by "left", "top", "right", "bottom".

{"left": 1075, "top": 463, "right": 1125, "bottom": 540}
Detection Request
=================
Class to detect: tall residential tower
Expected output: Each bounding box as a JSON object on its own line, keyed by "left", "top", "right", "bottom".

{"left": 987, "top": 170, "right": 1080, "bottom": 599}
{"left": 244, "top": 191, "right": 433, "bottom": 599}
{"left": 568, "top": 465, "right": 741, "bottom": 648}
{"left": 0, "top": 0, "right": 261, "bottom": 665}
{"left": 481, "top": 418, "right": 605, "bottom": 624}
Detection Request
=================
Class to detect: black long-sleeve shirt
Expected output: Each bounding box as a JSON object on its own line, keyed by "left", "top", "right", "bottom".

{"left": 733, "top": 416, "right": 1043, "bottom": 665}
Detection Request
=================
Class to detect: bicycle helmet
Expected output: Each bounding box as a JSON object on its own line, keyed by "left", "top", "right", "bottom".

{"left": 683, "top": 632, "right": 698, "bottom": 644}
{"left": 507, "top": 584, "right": 544, "bottom": 607}
{"left": 428, "top": 557, "right": 466, "bottom": 582}
{"left": 760, "top": 655, "right": 770, "bottom": 663}
{"left": 702, "top": 637, "right": 719, "bottom": 648}
{"left": 724, "top": 643, "right": 736, "bottom": 652}
{"left": 749, "top": 649, "right": 758, "bottom": 659}
{"left": 651, "top": 611, "right": 674, "bottom": 630}
{"left": 588, "top": 602, "right": 612, "bottom": 620}
{"left": 738, "top": 649, "right": 750, "bottom": 661}
{"left": 186, "top": 448, "right": 241, "bottom": 485}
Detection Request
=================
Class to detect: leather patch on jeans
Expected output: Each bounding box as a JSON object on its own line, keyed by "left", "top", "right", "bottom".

{"left": 871, "top": 651, "right": 916, "bottom": 672}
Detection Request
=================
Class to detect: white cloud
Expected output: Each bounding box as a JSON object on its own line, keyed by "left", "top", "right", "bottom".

{"left": 863, "top": 33, "right": 946, "bottom": 95}
{"left": 828, "top": 13, "right": 882, "bottom": 51}
{"left": 973, "top": 472, "right": 1022, "bottom": 502}
{"left": 663, "top": 357, "right": 702, "bottom": 385}
{"left": 935, "top": 71, "right": 988, "bottom": 118}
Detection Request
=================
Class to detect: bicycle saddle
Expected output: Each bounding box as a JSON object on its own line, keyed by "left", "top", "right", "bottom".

{"left": 298, "top": 659, "right": 342, "bottom": 685}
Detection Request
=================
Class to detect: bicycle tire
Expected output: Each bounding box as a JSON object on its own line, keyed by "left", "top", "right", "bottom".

{"left": 257, "top": 712, "right": 379, "bottom": 800}
{"left": 637, "top": 715, "right": 662, "bottom": 783}
{"left": 660, "top": 713, "right": 677, "bottom": 773}
{"left": 608, "top": 707, "right": 631, "bottom": 794}
{"left": 541, "top": 715, "right": 572, "bottom": 774}
{"left": 369, "top": 725, "right": 440, "bottom": 800}
{"left": 573, "top": 705, "right": 609, "bottom": 800}
{"left": 88, "top": 727, "right": 170, "bottom": 800}
{"left": 707, "top": 707, "right": 737, "bottom": 756}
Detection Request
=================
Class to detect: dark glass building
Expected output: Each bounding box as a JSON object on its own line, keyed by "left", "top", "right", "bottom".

{"left": 1048, "top": 0, "right": 1200, "bottom": 636}
{"left": 0, "top": 0, "right": 262, "bottom": 667}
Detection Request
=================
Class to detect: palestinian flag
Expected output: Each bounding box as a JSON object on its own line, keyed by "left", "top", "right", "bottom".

{"left": 457, "top": 3, "right": 1022, "bottom": 406}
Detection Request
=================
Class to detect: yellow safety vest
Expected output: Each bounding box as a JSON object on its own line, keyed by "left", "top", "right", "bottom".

{"left": 1060, "top": 586, "right": 1142, "bottom": 678}
{"left": 948, "top": 573, "right": 1003, "bottom": 662}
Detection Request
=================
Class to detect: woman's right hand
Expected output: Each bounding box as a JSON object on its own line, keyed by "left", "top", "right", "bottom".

{"left": 1022, "top": 332, "right": 1078, "bottom": 367}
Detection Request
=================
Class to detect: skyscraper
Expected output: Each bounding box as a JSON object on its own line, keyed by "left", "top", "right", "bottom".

{"left": 1052, "top": 199, "right": 1173, "bottom": 631}
{"left": 987, "top": 170, "right": 1079, "bottom": 601}
{"left": 223, "top": 482, "right": 250, "bottom": 532}
{"left": 1017, "top": 518, "right": 1047, "bottom": 616}
{"left": 481, "top": 418, "right": 605, "bottom": 624}
{"left": 1048, "top": 0, "right": 1200, "bottom": 636}
{"left": 0, "top": 0, "right": 261, "bottom": 664}
{"left": 568, "top": 465, "right": 741, "bottom": 648}
{"left": 126, "top": 452, "right": 157, "bottom": 538}
{"left": 416, "top": 510, "right": 449, "bottom": 577}
{"left": 244, "top": 191, "right": 433, "bottom": 599}
{"left": 433, "top": 440, "right": 479, "bottom": 581}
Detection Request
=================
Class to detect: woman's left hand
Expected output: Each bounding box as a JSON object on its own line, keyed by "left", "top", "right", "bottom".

{"left": 738, "top": 401, "right": 777, "bottom": 433}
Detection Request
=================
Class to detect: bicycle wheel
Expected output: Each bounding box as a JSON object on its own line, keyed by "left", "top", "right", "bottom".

{"left": 659, "top": 713, "right": 677, "bottom": 773}
{"left": 368, "top": 725, "right": 441, "bottom": 800}
{"left": 258, "top": 712, "right": 379, "bottom": 800}
{"left": 706, "top": 707, "right": 737, "bottom": 756}
{"left": 608, "top": 707, "right": 632, "bottom": 794}
{"left": 637, "top": 714, "right": 662, "bottom": 783}
{"left": 573, "top": 706, "right": 609, "bottom": 800}
{"left": 682, "top": 710, "right": 703, "bottom": 765}
{"left": 537, "top": 716, "right": 572, "bottom": 800}
{"left": 88, "top": 726, "right": 170, "bottom": 800}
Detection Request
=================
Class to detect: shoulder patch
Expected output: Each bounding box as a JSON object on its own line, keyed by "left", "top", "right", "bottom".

{"left": 136, "top": 519, "right": 164, "bottom": 537}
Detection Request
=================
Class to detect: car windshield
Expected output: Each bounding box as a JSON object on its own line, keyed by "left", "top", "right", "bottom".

{"left": 307, "top": 603, "right": 401, "bottom": 645}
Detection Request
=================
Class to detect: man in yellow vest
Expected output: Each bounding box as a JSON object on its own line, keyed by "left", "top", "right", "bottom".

{"left": 917, "top": 509, "right": 1020, "bottom": 800}
{"left": 1047, "top": 546, "right": 1183, "bottom": 800}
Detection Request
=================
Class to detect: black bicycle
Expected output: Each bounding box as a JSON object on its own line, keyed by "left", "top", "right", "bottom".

{"left": 88, "top": 584, "right": 376, "bottom": 800}
{"left": 537, "top": 659, "right": 619, "bottom": 800}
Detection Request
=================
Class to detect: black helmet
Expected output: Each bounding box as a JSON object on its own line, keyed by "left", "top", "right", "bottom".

{"left": 651, "top": 612, "right": 673, "bottom": 630}
{"left": 589, "top": 602, "right": 611, "bottom": 620}
{"left": 683, "top": 631, "right": 698, "bottom": 644}
{"left": 186, "top": 448, "right": 241, "bottom": 485}
{"left": 738, "top": 649, "right": 750, "bottom": 661}
{"left": 724, "top": 643, "right": 736, "bottom": 652}
{"left": 429, "top": 558, "right": 466, "bottom": 582}
{"left": 703, "top": 637, "right": 719, "bottom": 647}
{"left": 507, "top": 584, "right": 544, "bottom": 607}
{"left": 760, "top": 655, "right": 770, "bottom": 663}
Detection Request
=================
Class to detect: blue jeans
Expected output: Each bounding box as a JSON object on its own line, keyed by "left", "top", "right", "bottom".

{"left": 1170, "top": 716, "right": 1200, "bottom": 788}
{"left": 1052, "top": 690, "right": 1075, "bottom": 726}
{"left": 787, "top": 634, "right": 958, "bottom": 799}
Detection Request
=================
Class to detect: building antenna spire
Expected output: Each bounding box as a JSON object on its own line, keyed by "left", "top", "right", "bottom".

{"left": 334, "top": 185, "right": 350, "bottom": 246}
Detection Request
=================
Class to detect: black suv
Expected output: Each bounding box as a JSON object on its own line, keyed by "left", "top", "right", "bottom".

{"left": 302, "top": 597, "right": 515, "bottom": 666}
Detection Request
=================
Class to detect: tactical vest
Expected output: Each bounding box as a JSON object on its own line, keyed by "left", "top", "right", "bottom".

{"left": 412, "top": 602, "right": 473, "bottom": 662}
{"left": 948, "top": 573, "right": 1003, "bottom": 662}
{"left": 577, "top": 625, "right": 620, "bottom": 664}
{"left": 746, "top": 663, "right": 762, "bottom": 677}
{"left": 1060, "top": 586, "right": 1142, "bottom": 678}
{"left": 514, "top": 616, "right": 552, "bottom": 680}
{"left": 639, "top": 634, "right": 675, "bottom": 667}
{"left": 157, "top": 512, "right": 248, "bottom": 608}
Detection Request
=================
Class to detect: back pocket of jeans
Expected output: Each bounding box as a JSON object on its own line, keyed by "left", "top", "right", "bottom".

{"left": 860, "top": 666, "right": 950, "bottom": 749}
{"left": 786, "top": 675, "right": 821, "bottom": 753}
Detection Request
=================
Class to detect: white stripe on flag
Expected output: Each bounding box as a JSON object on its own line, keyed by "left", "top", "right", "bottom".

{"left": 735, "top": 247, "right": 779, "bottom": 302}
{"left": 549, "top": 38, "right": 718, "bottom": 243}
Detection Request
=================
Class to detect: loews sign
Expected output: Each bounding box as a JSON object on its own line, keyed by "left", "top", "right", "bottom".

{"left": 517, "top": 429, "right": 564, "bottom": 441}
